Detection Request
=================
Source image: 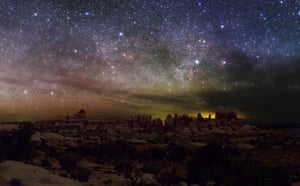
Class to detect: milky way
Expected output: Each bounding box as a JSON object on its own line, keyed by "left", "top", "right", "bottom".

{"left": 0, "top": 0, "right": 299, "bottom": 121}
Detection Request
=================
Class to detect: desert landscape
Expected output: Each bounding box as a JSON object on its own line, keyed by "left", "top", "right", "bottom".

{"left": 1, "top": 0, "right": 299, "bottom": 185}
{"left": 0, "top": 110, "right": 299, "bottom": 186}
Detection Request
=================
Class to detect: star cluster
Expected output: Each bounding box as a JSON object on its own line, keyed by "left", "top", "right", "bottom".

{"left": 0, "top": 0, "right": 299, "bottom": 121}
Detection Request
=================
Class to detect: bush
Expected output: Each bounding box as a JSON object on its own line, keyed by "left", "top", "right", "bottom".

{"left": 0, "top": 138, "right": 7, "bottom": 161}
{"left": 165, "top": 143, "right": 187, "bottom": 162}
{"left": 142, "top": 147, "right": 166, "bottom": 161}
{"left": 70, "top": 141, "right": 137, "bottom": 163}
{"left": 42, "top": 145, "right": 58, "bottom": 157}
{"left": 72, "top": 167, "right": 91, "bottom": 182}
{"left": 58, "top": 154, "right": 77, "bottom": 171}
{"left": 142, "top": 162, "right": 159, "bottom": 175}
{"left": 156, "top": 169, "right": 182, "bottom": 186}
{"left": 187, "top": 142, "right": 290, "bottom": 186}
{"left": 103, "top": 179, "right": 112, "bottom": 186}
{"left": 41, "top": 158, "right": 50, "bottom": 167}
{"left": 9, "top": 178, "right": 22, "bottom": 186}
{"left": 7, "top": 122, "right": 34, "bottom": 160}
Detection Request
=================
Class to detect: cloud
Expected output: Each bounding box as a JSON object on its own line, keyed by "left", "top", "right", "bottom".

{"left": 191, "top": 53, "right": 300, "bottom": 121}
{"left": 194, "top": 86, "right": 300, "bottom": 121}
{"left": 0, "top": 68, "right": 129, "bottom": 96}
{"left": 129, "top": 54, "right": 300, "bottom": 121}
{"left": 40, "top": 71, "right": 129, "bottom": 96}
{"left": 129, "top": 93, "right": 205, "bottom": 112}
{"left": 222, "top": 51, "right": 300, "bottom": 90}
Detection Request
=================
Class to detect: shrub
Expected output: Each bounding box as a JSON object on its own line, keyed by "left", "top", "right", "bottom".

{"left": 9, "top": 178, "right": 22, "bottom": 186}
{"left": 156, "top": 170, "right": 182, "bottom": 186}
{"left": 58, "top": 154, "right": 77, "bottom": 171}
{"left": 103, "top": 179, "right": 112, "bottom": 186}
{"left": 142, "top": 162, "right": 159, "bottom": 175}
{"left": 187, "top": 142, "right": 290, "bottom": 186}
{"left": 165, "top": 143, "right": 187, "bottom": 162}
{"left": 8, "top": 122, "right": 34, "bottom": 160}
{"left": 72, "top": 167, "right": 91, "bottom": 182}
{"left": 41, "top": 158, "right": 50, "bottom": 167}
{"left": 142, "top": 147, "right": 166, "bottom": 161}
{"left": 0, "top": 138, "right": 7, "bottom": 161}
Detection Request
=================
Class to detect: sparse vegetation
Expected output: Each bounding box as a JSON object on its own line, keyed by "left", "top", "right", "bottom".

{"left": 41, "top": 158, "right": 50, "bottom": 168}
{"left": 142, "top": 162, "right": 159, "bottom": 175}
{"left": 187, "top": 142, "right": 290, "bottom": 186}
{"left": 103, "top": 179, "right": 113, "bottom": 186}
{"left": 9, "top": 177, "right": 22, "bottom": 186}
{"left": 0, "top": 120, "right": 298, "bottom": 185}
{"left": 58, "top": 154, "right": 77, "bottom": 171}
{"left": 72, "top": 167, "right": 91, "bottom": 182}
{"left": 156, "top": 169, "right": 182, "bottom": 186}
{"left": 0, "top": 122, "right": 34, "bottom": 161}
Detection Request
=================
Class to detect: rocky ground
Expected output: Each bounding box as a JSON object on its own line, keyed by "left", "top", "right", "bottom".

{"left": 0, "top": 122, "right": 299, "bottom": 186}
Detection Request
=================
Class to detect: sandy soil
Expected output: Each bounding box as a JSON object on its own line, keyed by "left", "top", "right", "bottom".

{"left": 0, "top": 161, "right": 82, "bottom": 186}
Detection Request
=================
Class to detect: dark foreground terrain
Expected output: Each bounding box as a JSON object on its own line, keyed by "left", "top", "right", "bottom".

{"left": 0, "top": 120, "right": 299, "bottom": 186}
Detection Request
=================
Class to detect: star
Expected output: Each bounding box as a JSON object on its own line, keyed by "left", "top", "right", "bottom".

{"left": 0, "top": 0, "right": 298, "bottom": 122}
{"left": 84, "top": 12, "right": 91, "bottom": 16}
{"left": 221, "top": 60, "right": 227, "bottom": 65}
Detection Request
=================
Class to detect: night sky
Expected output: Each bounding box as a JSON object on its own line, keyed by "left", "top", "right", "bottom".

{"left": 0, "top": 0, "right": 299, "bottom": 122}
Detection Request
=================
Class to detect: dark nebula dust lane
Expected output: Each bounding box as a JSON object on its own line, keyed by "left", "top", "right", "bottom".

{"left": 0, "top": 0, "right": 299, "bottom": 121}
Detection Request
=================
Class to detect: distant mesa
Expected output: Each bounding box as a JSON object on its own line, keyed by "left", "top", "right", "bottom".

{"left": 215, "top": 110, "right": 237, "bottom": 121}
{"left": 124, "top": 110, "right": 242, "bottom": 133}
{"left": 66, "top": 109, "right": 87, "bottom": 120}
{"left": 50, "top": 109, "right": 245, "bottom": 134}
